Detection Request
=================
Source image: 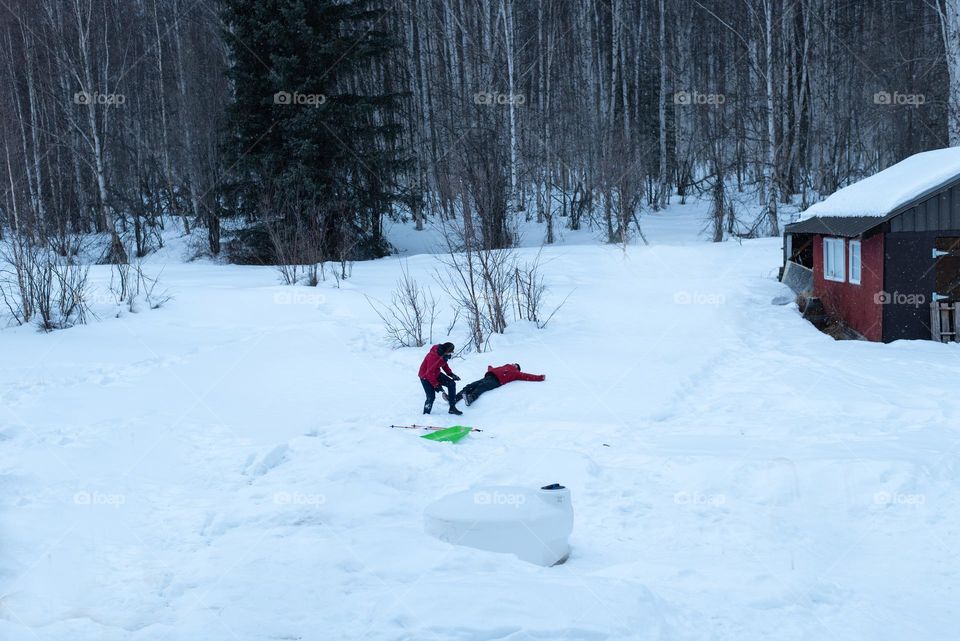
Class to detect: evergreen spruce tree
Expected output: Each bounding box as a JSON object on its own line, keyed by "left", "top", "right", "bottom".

{"left": 223, "top": 0, "right": 406, "bottom": 261}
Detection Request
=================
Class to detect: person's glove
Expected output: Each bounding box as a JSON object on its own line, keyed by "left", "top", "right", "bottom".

{"left": 451, "top": 374, "right": 461, "bottom": 381}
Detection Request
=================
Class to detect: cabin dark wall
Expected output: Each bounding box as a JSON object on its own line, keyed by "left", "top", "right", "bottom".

{"left": 883, "top": 231, "right": 960, "bottom": 341}
{"left": 890, "top": 181, "right": 960, "bottom": 233}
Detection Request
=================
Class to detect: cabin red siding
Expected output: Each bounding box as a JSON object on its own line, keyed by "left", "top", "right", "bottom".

{"left": 812, "top": 233, "right": 884, "bottom": 341}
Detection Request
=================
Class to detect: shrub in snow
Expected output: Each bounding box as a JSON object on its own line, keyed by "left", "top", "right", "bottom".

{"left": 110, "top": 260, "right": 171, "bottom": 314}
{"left": 434, "top": 216, "right": 515, "bottom": 352}
{"left": 0, "top": 233, "right": 91, "bottom": 330}
{"left": 513, "top": 251, "right": 570, "bottom": 329}
{"left": 366, "top": 262, "right": 437, "bottom": 348}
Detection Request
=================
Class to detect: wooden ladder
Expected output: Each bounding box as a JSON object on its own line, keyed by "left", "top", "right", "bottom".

{"left": 931, "top": 301, "right": 959, "bottom": 342}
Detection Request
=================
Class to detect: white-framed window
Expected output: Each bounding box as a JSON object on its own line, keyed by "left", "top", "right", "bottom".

{"left": 824, "top": 237, "right": 846, "bottom": 282}
{"left": 848, "top": 240, "right": 862, "bottom": 285}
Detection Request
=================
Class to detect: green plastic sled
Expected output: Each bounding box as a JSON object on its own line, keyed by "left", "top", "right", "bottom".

{"left": 420, "top": 425, "right": 473, "bottom": 443}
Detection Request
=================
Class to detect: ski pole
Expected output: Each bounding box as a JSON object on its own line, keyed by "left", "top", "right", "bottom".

{"left": 389, "top": 424, "right": 482, "bottom": 432}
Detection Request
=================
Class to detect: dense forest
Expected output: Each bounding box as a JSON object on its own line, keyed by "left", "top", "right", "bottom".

{"left": 1, "top": 0, "right": 958, "bottom": 262}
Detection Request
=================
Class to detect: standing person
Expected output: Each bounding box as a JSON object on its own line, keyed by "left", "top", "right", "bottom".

{"left": 454, "top": 364, "right": 546, "bottom": 406}
{"left": 418, "top": 342, "right": 463, "bottom": 415}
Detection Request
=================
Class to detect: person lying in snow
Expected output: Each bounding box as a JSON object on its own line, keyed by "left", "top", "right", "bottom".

{"left": 418, "top": 342, "right": 463, "bottom": 416}
{"left": 447, "top": 364, "right": 546, "bottom": 406}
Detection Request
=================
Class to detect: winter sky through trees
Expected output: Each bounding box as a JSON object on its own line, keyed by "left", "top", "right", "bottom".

{"left": 2, "top": 0, "right": 959, "bottom": 257}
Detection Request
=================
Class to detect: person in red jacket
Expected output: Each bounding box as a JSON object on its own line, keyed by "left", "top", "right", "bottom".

{"left": 454, "top": 363, "right": 546, "bottom": 406}
{"left": 418, "top": 342, "right": 463, "bottom": 415}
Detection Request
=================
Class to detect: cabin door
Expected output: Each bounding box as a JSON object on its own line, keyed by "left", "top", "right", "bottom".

{"left": 934, "top": 237, "right": 960, "bottom": 302}
{"left": 932, "top": 238, "right": 960, "bottom": 342}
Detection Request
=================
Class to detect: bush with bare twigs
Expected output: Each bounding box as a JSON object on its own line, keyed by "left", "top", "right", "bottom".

{"left": 0, "top": 233, "right": 92, "bottom": 330}
{"left": 109, "top": 259, "right": 172, "bottom": 314}
{"left": 266, "top": 215, "right": 326, "bottom": 286}
{"left": 434, "top": 215, "right": 516, "bottom": 352}
{"left": 513, "top": 251, "right": 570, "bottom": 329}
{"left": 366, "top": 262, "right": 437, "bottom": 348}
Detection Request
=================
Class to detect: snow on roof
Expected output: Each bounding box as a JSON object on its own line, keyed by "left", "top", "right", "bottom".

{"left": 800, "top": 148, "right": 960, "bottom": 220}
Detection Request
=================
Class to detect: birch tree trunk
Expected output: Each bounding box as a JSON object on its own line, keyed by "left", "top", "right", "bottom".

{"left": 939, "top": 0, "right": 960, "bottom": 147}
{"left": 657, "top": 0, "right": 669, "bottom": 210}
{"left": 763, "top": 0, "right": 780, "bottom": 235}
{"left": 171, "top": 0, "right": 201, "bottom": 226}
{"left": 500, "top": 0, "right": 518, "bottom": 209}
{"left": 153, "top": 0, "right": 189, "bottom": 235}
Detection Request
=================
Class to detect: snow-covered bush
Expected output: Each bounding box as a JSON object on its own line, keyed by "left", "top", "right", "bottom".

{"left": 0, "top": 233, "right": 91, "bottom": 330}
{"left": 366, "top": 262, "right": 437, "bottom": 348}
{"left": 513, "top": 251, "right": 568, "bottom": 329}
{"left": 265, "top": 215, "right": 325, "bottom": 286}
{"left": 429, "top": 217, "right": 569, "bottom": 350}
{"left": 110, "top": 260, "right": 172, "bottom": 313}
{"left": 436, "top": 243, "right": 514, "bottom": 352}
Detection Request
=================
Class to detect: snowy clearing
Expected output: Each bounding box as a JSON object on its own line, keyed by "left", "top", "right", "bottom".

{"left": 2, "top": 215, "right": 960, "bottom": 641}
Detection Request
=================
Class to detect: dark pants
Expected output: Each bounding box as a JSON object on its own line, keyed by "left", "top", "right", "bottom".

{"left": 462, "top": 372, "right": 501, "bottom": 403}
{"left": 421, "top": 373, "right": 457, "bottom": 414}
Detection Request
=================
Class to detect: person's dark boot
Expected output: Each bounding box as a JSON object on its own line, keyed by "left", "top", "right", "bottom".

{"left": 448, "top": 406, "right": 463, "bottom": 416}
{"left": 464, "top": 393, "right": 476, "bottom": 406}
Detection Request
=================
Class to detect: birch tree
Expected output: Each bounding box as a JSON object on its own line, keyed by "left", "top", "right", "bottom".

{"left": 938, "top": 0, "right": 960, "bottom": 147}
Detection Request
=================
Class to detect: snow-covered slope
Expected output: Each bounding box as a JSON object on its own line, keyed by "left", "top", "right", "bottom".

{"left": 2, "top": 215, "right": 959, "bottom": 640}
{"left": 800, "top": 147, "right": 960, "bottom": 219}
{"left": 388, "top": 197, "right": 718, "bottom": 255}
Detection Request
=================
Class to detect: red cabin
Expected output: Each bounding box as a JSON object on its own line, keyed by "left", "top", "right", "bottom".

{"left": 782, "top": 149, "right": 960, "bottom": 342}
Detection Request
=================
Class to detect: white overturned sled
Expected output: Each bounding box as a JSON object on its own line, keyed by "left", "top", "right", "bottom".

{"left": 424, "top": 484, "right": 573, "bottom": 566}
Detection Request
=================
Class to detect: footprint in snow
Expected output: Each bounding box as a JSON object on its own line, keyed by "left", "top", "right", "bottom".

{"left": 244, "top": 444, "right": 290, "bottom": 478}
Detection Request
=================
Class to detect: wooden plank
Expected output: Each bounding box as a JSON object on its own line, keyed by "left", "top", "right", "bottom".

{"left": 901, "top": 208, "right": 915, "bottom": 232}
{"left": 953, "top": 185, "right": 960, "bottom": 229}
{"left": 947, "top": 303, "right": 960, "bottom": 342}
{"left": 931, "top": 301, "right": 941, "bottom": 341}
{"left": 927, "top": 198, "right": 939, "bottom": 231}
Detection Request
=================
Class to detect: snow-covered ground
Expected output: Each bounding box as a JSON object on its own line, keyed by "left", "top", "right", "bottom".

{"left": 2, "top": 208, "right": 960, "bottom": 641}
{"left": 386, "top": 197, "right": 715, "bottom": 254}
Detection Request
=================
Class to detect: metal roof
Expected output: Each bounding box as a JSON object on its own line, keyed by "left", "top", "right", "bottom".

{"left": 784, "top": 216, "right": 885, "bottom": 237}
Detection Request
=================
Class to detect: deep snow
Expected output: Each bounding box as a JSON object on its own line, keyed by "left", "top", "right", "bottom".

{"left": 2, "top": 207, "right": 960, "bottom": 641}
{"left": 800, "top": 147, "right": 960, "bottom": 219}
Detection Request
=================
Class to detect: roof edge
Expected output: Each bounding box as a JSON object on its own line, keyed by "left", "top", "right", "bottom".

{"left": 784, "top": 216, "right": 885, "bottom": 237}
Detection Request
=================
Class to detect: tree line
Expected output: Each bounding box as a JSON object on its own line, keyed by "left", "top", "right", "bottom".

{"left": 0, "top": 0, "right": 956, "bottom": 263}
